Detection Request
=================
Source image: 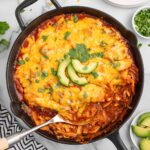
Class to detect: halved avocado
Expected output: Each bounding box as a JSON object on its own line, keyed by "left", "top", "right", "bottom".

{"left": 140, "top": 138, "right": 150, "bottom": 150}
{"left": 137, "top": 112, "right": 150, "bottom": 125}
{"left": 57, "top": 58, "right": 71, "bottom": 86}
{"left": 72, "top": 59, "right": 98, "bottom": 74}
{"left": 67, "top": 64, "right": 88, "bottom": 85}
{"left": 140, "top": 117, "right": 150, "bottom": 128}
{"left": 132, "top": 126, "right": 150, "bottom": 138}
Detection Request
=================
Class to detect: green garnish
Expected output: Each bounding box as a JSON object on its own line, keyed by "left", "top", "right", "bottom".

{"left": 35, "top": 79, "right": 40, "bottom": 83}
{"left": 42, "top": 35, "right": 48, "bottom": 41}
{"left": 90, "top": 52, "right": 104, "bottom": 58}
{"left": 38, "top": 88, "right": 45, "bottom": 93}
{"left": 91, "top": 72, "right": 99, "bottom": 79}
{"left": 68, "top": 44, "right": 90, "bottom": 63}
{"left": 134, "top": 9, "right": 150, "bottom": 37}
{"left": 73, "top": 15, "right": 78, "bottom": 23}
{"left": 51, "top": 68, "right": 57, "bottom": 76}
{"left": 64, "top": 31, "right": 71, "bottom": 40}
{"left": 148, "top": 44, "right": 150, "bottom": 47}
{"left": 40, "top": 49, "right": 49, "bottom": 59}
{"left": 138, "top": 43, "right": 142, "bottom": 48}
{"left": 0, "top": 22, "right": 9, "bottom": 35}
{"left": 0, "top": 39, "right": 9, "bottom": 47}
{"left": 17, "top": 59, "right": 25, "bottom": 65}
{"left": 41, "top": 71, "right": 48, "bottom": 79}
{"left": 99, "top": 41, "right": 107, "bottom": 47}
{"left": 83, "top": 92, "right": 88, "bottom": 99}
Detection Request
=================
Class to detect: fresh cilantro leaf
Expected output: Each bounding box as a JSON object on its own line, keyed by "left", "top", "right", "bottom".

{"left": 73, "top": 15, "right": 78, "bottom": 23}
{"left": 91, "top": 72, "right": 99, "bottom": 79}
{"left": 42, "top": 35, "right": 48, "bottom": 41}
{"left": 64, "top": 31, "right": 71, "bottom": 40}
{"left": 0, "top": 22, "right": 9, "bottom": 35}
{"left": 0, "top": 39, "right": 9, "bottom": 47}
{"left": 51, "top": 68, "right": 57, "bottom": 76}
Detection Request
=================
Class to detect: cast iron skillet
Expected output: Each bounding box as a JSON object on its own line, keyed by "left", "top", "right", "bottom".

{"left": 6, "top": 0, "right": 144, "bottom": 149}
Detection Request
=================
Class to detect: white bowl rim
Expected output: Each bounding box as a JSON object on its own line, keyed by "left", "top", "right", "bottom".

{"left": 130, "top": 110, "right": 150, "bottom": 149}
{"left": 132, "top": 6, "right": 150, "bottom": 39}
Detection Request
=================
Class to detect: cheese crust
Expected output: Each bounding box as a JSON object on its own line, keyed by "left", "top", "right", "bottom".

{"left": 14, "top": 14, "right": 138, "bottom": 143}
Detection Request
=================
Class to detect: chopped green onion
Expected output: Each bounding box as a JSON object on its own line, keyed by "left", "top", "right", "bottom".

{"left": 41, "top": 71, "right": 48, "bottom": 79}
{"left": 51, "top": 68, "right": 57, "bottom": 76}
{"left": 64, "top": 31, "right": 71, "bottom": 40}
{"left": 91, "top": 72, "right": 99, "bottom": 79}
{"left": 73, "top": 15, "right": 78, "bottom": 23}
{"left": 17, "top": 59, "right": 25, "bottom": 65}
{"left": 134, "top": 9, "right": 150, "bottom": 37}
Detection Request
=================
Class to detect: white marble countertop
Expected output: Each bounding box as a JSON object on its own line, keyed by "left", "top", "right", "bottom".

{"left": 0, "top": 0, "right": 150, "bottom": 150}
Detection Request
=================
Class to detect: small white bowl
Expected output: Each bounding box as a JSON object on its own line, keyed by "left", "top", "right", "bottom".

{"left": 130, "top": 110, "right": 150, "bottom": 150}
{"left": 132, "top": 6, "right": 150, "bottom": 39}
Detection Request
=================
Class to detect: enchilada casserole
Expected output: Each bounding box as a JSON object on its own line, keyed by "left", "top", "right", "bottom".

{"left": 14, "top": 14, "right": 138, "bottom": 143}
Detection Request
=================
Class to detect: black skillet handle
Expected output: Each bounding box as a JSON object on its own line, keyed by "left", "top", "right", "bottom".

{"left": 15, "top": 0, "right": 61, "bottom": 31}
{"left": 107, "top": 131, "right": 128, "bottom": 150}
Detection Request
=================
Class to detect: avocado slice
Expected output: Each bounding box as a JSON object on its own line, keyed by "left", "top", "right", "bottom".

{"left": 67, "top": 64, "right": 88, "bottom": 85}
{"left": 132, "top": 126, "right": 150, "bottom": 138}
{"left": 140, "top": 117, "right": 150, "bottom": 128}
{"left": 140, "top": 138, "right": 150, "bottom": 150}
{"left": 137, "top": 112, "right": 150, "bottom": 125}
{"left": 57, "top": 58, "right": 71, "bottom": 86}
{"left": 72, "top": 59, "right": 98, "bottom": 74}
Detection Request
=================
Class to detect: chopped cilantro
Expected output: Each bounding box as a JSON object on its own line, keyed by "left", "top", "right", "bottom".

{"left": 64, "top": 31, "right": 71, "bottom": 40}
{"left": 42, "top": 35, "right": 48, "bottom": 41}
{"left": 91, "top": 72, "right": 99, "bottom": 79}
{"left": 68, "top": 44, "right": 90, "bottom": 63}
{"left": 51, "top": 68, "right": 57, "bottom": 76}
{"left": 38, "top": 88, "right": 45, "bottom": 93}
{"left": 17, "top": 59, "right": 25, "bottom": 65}
{"left": 134, "top": 9, "right": 150, "bottom": 37}
{"left": 0, "top": 22, "right": 9, "bottom": 35}
{"left": 73, "top": 15, "right": 78, "bottom": 23}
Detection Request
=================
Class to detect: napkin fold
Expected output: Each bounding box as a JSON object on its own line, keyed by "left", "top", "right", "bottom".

{"left": 0, "top": 104, "right": 47, "bottom": 150}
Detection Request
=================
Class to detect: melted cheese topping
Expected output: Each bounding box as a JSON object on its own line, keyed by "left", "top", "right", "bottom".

{"left": 14, "top": 14, "right": 138, "bottom": 142}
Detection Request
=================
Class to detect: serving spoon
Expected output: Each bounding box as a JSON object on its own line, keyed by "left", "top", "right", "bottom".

{"left": 0, "top": 114, "right": 80, "bottom": 150}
